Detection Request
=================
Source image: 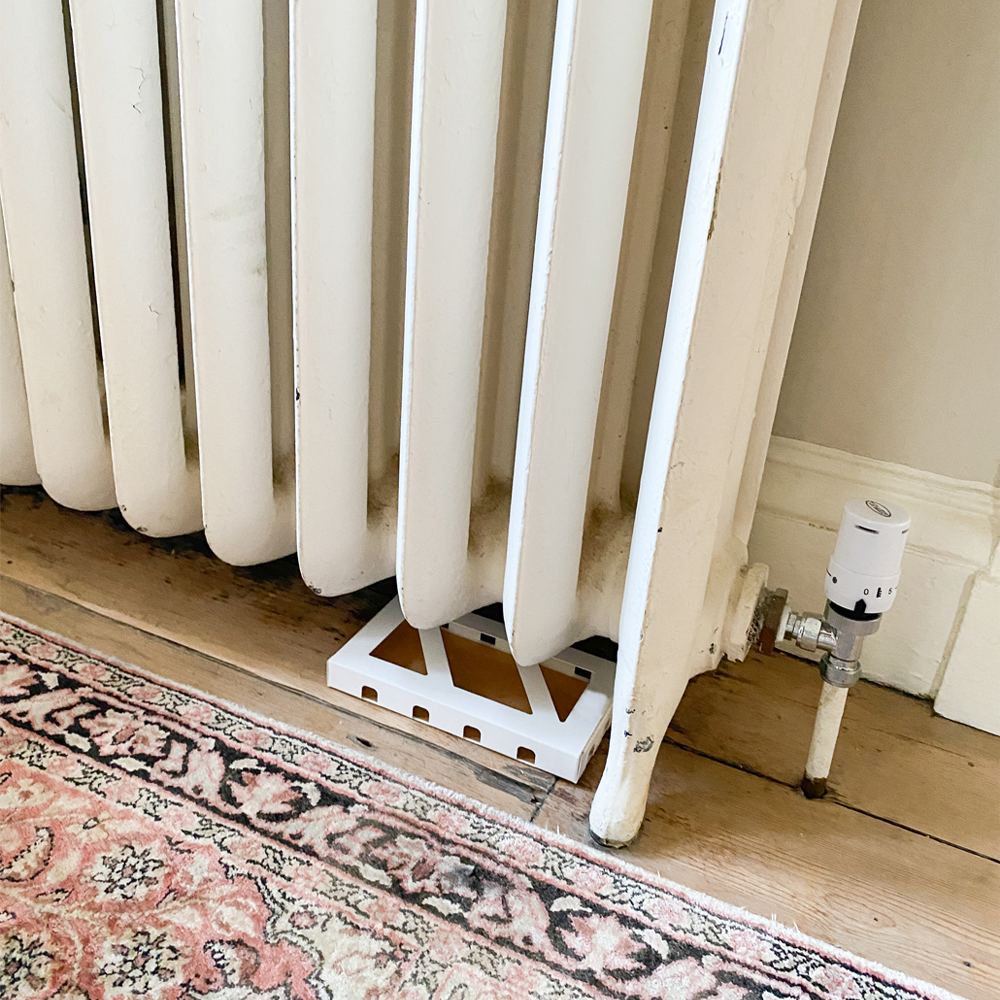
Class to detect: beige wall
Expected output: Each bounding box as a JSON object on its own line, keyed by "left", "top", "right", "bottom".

{"left": 772, "top": 0, "right": 1000, "bottom": 486}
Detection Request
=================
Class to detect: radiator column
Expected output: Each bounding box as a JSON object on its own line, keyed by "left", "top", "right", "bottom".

{"left": 591, "top": 0, "right": 842, "bottom": 846}
{"left": 0, "top": 0, "right": 116, "bottom": 510}
{"left": 68, "top": 0, "right": 202, "bottom": 537}
{"left": 293, "top": 0, "right": 393, "bottom": 595}
{"left": 174, "top": 0, "right": 295, "bottom": 565}
{"left": 504, "top": 0, "right": 654, "bottom": 666}
{"left": 397, "top": 0, "right": 508, "bottom": 627}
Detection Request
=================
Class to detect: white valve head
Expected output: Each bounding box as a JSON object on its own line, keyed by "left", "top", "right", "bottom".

{"left": 825, "top": 499, "right": 910, "bottom": 616}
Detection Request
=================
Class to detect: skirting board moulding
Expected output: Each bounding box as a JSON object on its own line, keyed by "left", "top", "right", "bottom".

{"left": 749, "top": 436, "right": 1000, "bottom": 735}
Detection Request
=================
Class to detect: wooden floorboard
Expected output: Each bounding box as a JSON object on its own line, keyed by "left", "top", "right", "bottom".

{"left": 0, "top": 491, "right": 555, "bottom": 796}
{"left": 0, "top": 491, "right": 386, "bottom": 664}
{"left": 0, "top": 579, "right": 553, "bottom": 821}
{"left": 2, "top": 488, "right": 998, "bottom": 999}
{"left": 669, "top": 650, "right": 1000, "bottom": 859}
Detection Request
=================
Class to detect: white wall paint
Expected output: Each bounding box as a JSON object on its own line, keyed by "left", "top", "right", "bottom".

{"left": 773, "top": 0, "right": 1000, "bottom": 486}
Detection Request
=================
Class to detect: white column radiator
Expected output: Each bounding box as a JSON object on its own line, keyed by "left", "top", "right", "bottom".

{"left": 0, "top": 0, "right": 859, "bottom": 843}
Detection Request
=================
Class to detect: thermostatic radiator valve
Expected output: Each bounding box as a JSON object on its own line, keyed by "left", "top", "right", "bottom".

{"left": 753, "top": 499, "right": 910, "bottom": 798}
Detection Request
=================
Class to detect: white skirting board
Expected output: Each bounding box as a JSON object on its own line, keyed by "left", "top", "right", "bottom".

{"left": 328, "top": 598, "right": 615, "bottom": 781}
{"left": 749, "top": 436, "right": 999, "bottom": 735}
{"left": 933, "top": 554, "right": 1000, "bottom": 737}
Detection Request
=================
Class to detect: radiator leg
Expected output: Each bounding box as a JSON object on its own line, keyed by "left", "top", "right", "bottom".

{"left": 588, "top": 668, "right": 689, "bottom": 848}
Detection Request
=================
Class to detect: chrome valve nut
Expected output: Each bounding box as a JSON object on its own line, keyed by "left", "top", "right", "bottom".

{"left": 820, "top": 654, "right": 862, "bottom": 688}
{"left": 785, "top": 611, "right": 838, "bottom": 653}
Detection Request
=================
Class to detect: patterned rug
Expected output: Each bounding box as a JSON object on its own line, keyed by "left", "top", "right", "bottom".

{"left": 0, "top": 615, "right": 957, "bottom": 1000}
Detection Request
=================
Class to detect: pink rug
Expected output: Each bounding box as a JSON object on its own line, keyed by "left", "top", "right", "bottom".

{"left": 1, "top": 614, "right": 957, "bottom": 1000}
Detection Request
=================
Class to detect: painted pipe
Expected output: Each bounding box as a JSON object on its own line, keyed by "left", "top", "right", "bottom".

{"left": 802, "top": 681, "right": 849, "bottom": 798}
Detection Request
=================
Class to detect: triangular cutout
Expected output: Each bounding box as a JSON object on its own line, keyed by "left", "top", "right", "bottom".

{"left": 539, "top": 665, "right": 588, "bottom": 722}
{"left": 371, "top": 620, "right": 427, "bottom": 675}
{"left": 441, "top": 629, "right": 532, "bottom": 714}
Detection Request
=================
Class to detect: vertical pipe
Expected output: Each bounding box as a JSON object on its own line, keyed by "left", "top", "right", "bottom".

{"left": 0, "top": 203, "right": 39, "bottom": 485}
{"left": 293, "top": 0, "right": 387, "bottom": 593}
{"left": 802, "top": 681, "right": 849, "bottom": 797}
{"left": 397, "top": 0, "right": 507, "bottom": 627}
{"left": 174, "top": 0, "right": 294, "bottom": 565}
{"left": 0, "top": 0, "right": 115, "bottom": 510}
{"left": 69, "top": 0, "right": 201, "bottom": 536}
{"left": 504, "top": 0, "right": 653, "bottom": 666}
